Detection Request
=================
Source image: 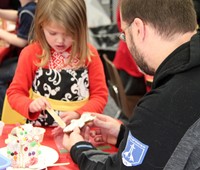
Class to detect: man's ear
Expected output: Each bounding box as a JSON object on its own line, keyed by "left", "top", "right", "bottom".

{"left": 132, "top": 18, "right": 146, "bottom": 42}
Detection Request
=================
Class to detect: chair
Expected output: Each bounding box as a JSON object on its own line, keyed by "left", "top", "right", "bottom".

{"left": 102, "top": 54, "right": 142, "bottom": 118}
{"left": 1, "top": 95, "right": 26, "bottom": 124}
{"left": 1, "top": 89, "right": 33, "bottom": 124}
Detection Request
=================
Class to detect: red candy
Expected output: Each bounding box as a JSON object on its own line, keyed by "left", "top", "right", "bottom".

{"left": 24, "top": 147, "right": 28, "bottom": 151}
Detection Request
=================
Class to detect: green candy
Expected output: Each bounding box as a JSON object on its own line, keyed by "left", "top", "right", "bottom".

{"left": 30, "top": 141, "right": 37, "bottom": 147}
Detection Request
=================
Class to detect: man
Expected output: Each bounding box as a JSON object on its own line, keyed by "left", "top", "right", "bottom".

{"left": 62, "top": 0, "right": 200, "bottom": 169}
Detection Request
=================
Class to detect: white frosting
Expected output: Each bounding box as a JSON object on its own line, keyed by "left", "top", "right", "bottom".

{"left": 5, "top": 124, "right": 43, "bottom": 168}
{"left": 63, "top": 112, "right": 96, "bottom": 133}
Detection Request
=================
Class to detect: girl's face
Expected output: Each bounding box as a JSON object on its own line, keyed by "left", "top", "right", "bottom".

{"left": 42, "top": 22, "right": 73, "bottom": 53}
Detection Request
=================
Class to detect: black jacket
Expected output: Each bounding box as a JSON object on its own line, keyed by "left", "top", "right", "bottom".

{"left": 70, "top": 32, "right": 200, "bottom": 170}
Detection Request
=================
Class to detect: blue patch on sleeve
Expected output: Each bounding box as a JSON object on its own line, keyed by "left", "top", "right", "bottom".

{"left": 76, "top": 144, "right": 93, "bottom": 149}
{"left": 122, "top": 132, "right": 149, "bottom": 167}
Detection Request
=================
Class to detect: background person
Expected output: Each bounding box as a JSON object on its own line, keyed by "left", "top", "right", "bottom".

{"left": 62, "top": 0, "right": 200, "bottom": 169}
{"left": 113, "top": 0, "right": 146, "bottom": 95}
{"left": 0, "top": 0, "right": 21, "bottom": 10}
{"left": 0, "top": 0, "right": 36, "bottom": 118}
{"left": 193, "top": 0, "right": 200, "bottom": 26}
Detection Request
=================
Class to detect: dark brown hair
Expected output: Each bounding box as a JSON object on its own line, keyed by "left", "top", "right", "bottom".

{"left": 120, "top": 0, "right": 197, "bottom": 38}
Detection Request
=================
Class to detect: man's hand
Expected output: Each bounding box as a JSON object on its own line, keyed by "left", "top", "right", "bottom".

{"left": 85, "top": 113, "right": 122, "bottom": 146}
{"left": 62, "top": 113, "right": 122, "bottom": 151}
{"left": 62, "top": 127, "right": 84, "bottom": 151}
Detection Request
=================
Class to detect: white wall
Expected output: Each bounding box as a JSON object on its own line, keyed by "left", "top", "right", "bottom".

{"left": 85, "top": 0, "right": 118, "bottom": 28}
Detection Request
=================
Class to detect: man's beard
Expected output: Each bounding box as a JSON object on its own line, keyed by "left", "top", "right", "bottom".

{"left": 129, "top": 34, "right": 155, "bottom": 75}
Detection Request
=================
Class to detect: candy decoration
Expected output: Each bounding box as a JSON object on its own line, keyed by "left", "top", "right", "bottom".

{"left": 5, "top": 124, "right": 43, "bottom": 168}
{"left": 24, "top": 147, "right": 28, "bottom": 151}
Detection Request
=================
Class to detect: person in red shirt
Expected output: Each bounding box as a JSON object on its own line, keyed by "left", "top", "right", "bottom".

{"left": 6, "top": 0, "right": 108, "bottom": 127}
{"left": 113, "top": 0, "right": 147, "bottom": 95}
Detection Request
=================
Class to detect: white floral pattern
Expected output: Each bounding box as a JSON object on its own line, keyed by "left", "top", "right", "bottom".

{"left": 29, "top": 67, "right": 89, "bottom": 126}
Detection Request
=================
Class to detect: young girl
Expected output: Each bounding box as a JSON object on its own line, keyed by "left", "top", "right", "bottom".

{"left": 6, "top": 0, "right": 108, "bottom": 126}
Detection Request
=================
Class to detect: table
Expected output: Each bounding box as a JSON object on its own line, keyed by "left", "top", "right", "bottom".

{"left": 0, "top": 124, "right": 118, "bottom": 170}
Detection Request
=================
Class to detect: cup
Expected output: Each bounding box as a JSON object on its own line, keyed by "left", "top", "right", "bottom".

{"left": 33, "top": 127, "right": 46, "bottom": 143}
{"left": 0, "top": 121, "right": 5, "bottom": 136}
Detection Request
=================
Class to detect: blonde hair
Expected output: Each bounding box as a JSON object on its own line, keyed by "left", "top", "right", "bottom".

{"left": 32, "top": 0, "right": 91, "bottom": 67}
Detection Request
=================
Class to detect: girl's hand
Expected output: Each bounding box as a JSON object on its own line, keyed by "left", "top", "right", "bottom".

{"left": 52, "top": 111, "right": 80, "bottom": 136}
{"left": 29, "top": 97, "right": 51, "bottom": 113}
{"left": 60, "top": 111, "right": 80, "bottom": 125}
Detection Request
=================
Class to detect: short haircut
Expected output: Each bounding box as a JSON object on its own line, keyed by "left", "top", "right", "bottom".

{"left": 120, "top": 0, "right": 197, "bottom": 39}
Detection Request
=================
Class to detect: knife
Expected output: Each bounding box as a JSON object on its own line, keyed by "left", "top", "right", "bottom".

{"left": 46, "top": 108, "right": 66, "bottom": 129}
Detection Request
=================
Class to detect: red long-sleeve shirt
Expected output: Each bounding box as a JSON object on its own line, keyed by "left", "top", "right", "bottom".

{"left": 7, "top": 42, "right": 108, "bottom": 120}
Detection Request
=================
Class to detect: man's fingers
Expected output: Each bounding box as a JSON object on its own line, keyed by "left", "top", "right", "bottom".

{"left": 92, "top": 113, "right": 108, "bottom": 121}
{"left": 93, "top": 118, "right": 110, "bottom": 130}
{"left": 82, "top": 126, "right": 90, "bottom": 141}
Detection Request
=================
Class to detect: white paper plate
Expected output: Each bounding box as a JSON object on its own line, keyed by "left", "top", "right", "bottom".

{"left": 0, "top": 145, "right": 59, "bottom": 170}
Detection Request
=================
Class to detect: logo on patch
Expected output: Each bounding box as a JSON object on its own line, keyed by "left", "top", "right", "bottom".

{"left": 122, "top": 132, "right": 149, "bottom": 167}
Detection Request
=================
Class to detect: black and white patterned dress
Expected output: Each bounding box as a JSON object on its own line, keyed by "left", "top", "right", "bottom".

{"left": 27, "top": 50, "right": 89, "bottom": 126}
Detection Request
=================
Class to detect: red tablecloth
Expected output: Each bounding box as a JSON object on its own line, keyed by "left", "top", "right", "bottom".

{"left": 0, "top": 124, "right": 118, "bottom": 170}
